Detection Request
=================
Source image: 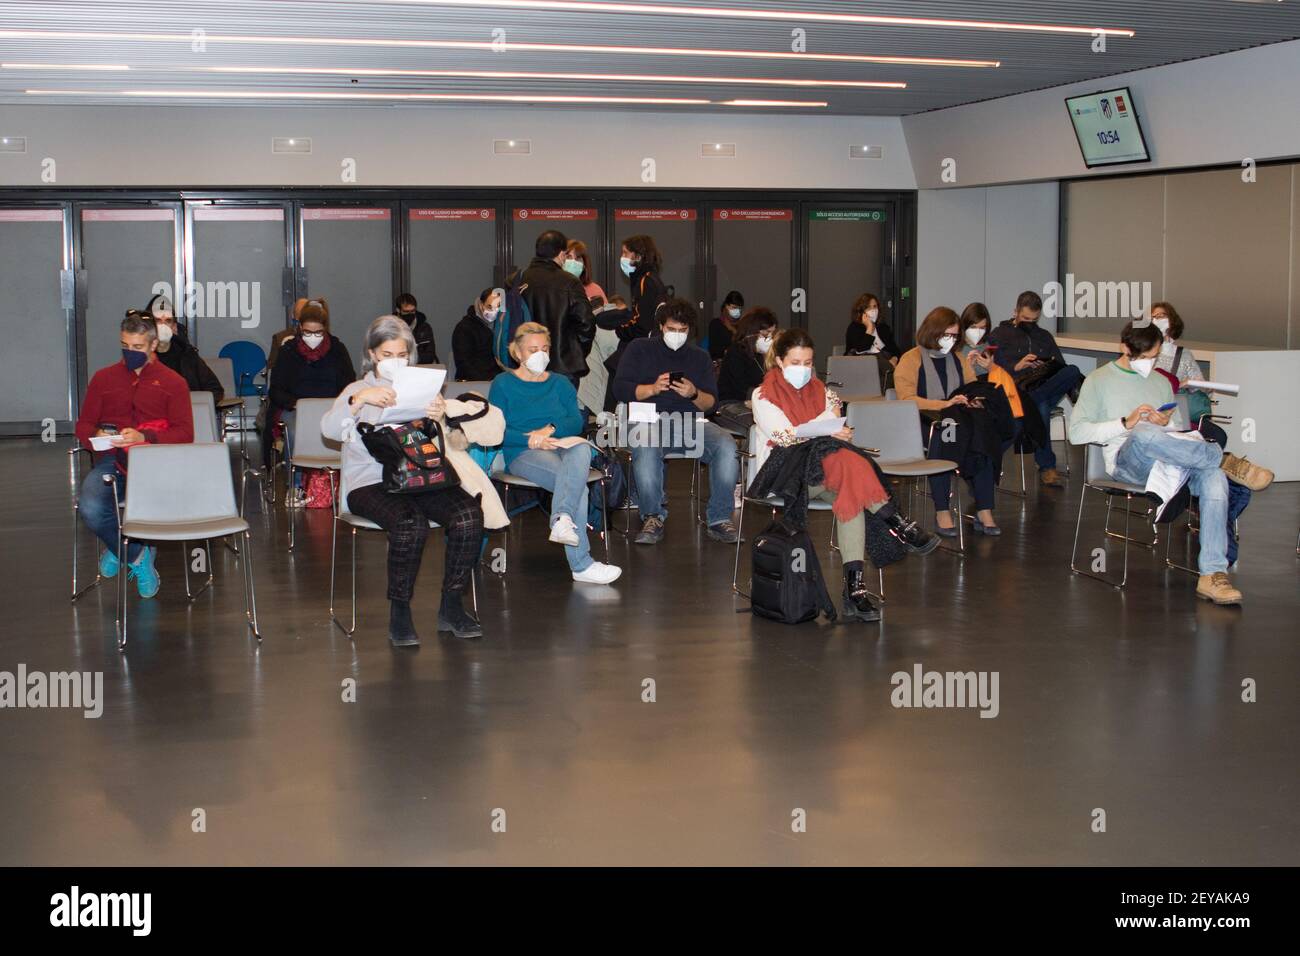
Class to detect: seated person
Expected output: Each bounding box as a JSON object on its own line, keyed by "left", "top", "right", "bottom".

{"left": 714, "top": 306, "right": 778, "bottom": 433}
{"left": 489, "top": 323, "right": 622, "bottom": 585}
{"left": 844, "top": 291, "right": 901, "bottom": 365}
{"left": 1068, "top": 321, "right": 1272, "bottom": 605}
{"left": 267, "top": 298, "right": 306, "bottom": 371}
{"left": 452, "top": 287, "right": 503, "bottom": 382}
{"left": 753, "top": 328, "right": 938, "bottom": 622}
{"left": 394, "top": 292, "right": 439, "bottom": 366}
{"left": 74, "top": 312, "right": 195, "bottom": 598}
{"left": 708, "top": 290, "right": 745, "bottom": 360}
{"left": 612, "top": 297, "right": 740, "bottom": 546}
{"left": 321, "top": 315, "right": 493, "bottom": 645}
{"left": 1151, "top": 301, "right": 1266, "bottom": 565}
{"left": 988, "top": 290, "right": 1084, "bottom": 488}
{"left": 959, "top": 301, "right": 996, "bottom": 378}
{"left": 140, "top": 295, "right": 224, "bottom": 400}
{"left": 266, "top": 297, "right": 356, "bottom": 494}
{"left": 895, "top": 307, "right": 1004, "bottom": 536}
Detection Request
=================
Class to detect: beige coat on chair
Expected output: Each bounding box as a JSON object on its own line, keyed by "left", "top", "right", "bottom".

{"left": 443, "top": 395, "right": 509, "bottom": 530}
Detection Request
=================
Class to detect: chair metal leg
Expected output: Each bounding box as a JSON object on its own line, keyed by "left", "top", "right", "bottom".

{"left": 731, "top": 499, "right": 747, "bottom": 597}
{"left": 1103, "top": 495, "right": 1158, "bottom": 549}
{"left": 70, "top": 502, "right": 105, "bottom": 603}
{"left": 330, "top": 524, "right": 358, "bottom": 638}
{"left": 183, "top": 540, "right": 215, "bottom": 601}
{"left": 286, "top": 462, "right": 298, "bottom": 551}
{"left": 1164, "top": 512, "right": 1199, "bottom": 576}
{"left": 600, "top": 474, "right": 611, "bottom": 561}
{"left": 241, "top": 529, "right": 262, "bottom": 641}
{"left": 1070, "top": 484, "right": 1133, "bottom": 590}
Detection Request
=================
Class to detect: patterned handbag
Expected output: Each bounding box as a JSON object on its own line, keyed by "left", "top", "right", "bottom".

{"left": 356, "top": 419, "right": 459, "bottom": 495}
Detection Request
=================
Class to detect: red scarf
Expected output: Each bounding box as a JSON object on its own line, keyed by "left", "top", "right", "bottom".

{"left": 296, "top": 332, "right": 333, "bottom": 362}
{"left": 757, "top": 366, "right": 827, "bottom": 427}
{"left": 758, "top": 368, "right": 887, "bottom": 518}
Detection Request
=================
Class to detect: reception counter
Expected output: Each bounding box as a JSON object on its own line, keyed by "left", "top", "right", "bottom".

{"left": 1056, "top": 331, "right": 1299, "bottom": 481}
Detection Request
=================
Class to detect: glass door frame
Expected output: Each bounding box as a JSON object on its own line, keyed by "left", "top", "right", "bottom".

{"left": 702, "top": 200, "right": 798, "bottom": 328}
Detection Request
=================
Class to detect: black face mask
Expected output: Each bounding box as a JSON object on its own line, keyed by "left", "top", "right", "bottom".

{"left": 399, "top": 311, "right": 416, "bottom": 323}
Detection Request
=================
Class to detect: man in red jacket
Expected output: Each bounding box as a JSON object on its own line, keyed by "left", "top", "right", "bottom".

{"left": 75, "top": 312, "right": 194, "bottom": 598}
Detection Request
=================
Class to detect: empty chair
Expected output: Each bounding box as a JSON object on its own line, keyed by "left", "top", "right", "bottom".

{"left": 284, "top": 396, "right": 343, "bottom": 551}
{"left": 826, "top": 355, "right": 881, "bottom": 400}
{"left": 205, "top": 355, "right": 249, "bottom": 458}
{"left": 113, "top": 443, "right": 262, "bottom": 650}
{"left": 190, "top": 391, "right": 219, "bottom": 444}
{"left": 218, "top": 340, "right": 269, "bottom": 398}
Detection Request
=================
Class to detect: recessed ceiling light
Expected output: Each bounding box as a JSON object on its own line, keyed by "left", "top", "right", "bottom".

{"left": 0, "top": 30, "right": 998, "bottom": 68}
{"left": 377, "top": 0, "right": 1134, "bottom": 36}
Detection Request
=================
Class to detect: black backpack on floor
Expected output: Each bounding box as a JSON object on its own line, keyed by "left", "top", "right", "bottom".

{"left": 750, "top": 517, "right": 837, "bottom": 625}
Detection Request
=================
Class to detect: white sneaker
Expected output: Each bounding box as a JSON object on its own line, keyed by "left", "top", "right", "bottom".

{"left": 284, "top": 488, "right": 307, "bottom": 509}
{"left": 549, "top": 513, "right": 581, "bottom": 547}
{"left": 572, "top": 561, "right": 622, "bottom": 584}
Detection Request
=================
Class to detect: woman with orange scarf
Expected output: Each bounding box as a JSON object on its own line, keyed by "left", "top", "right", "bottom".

{"left": 752, "top": 328, "right": 938, "bottom": 623}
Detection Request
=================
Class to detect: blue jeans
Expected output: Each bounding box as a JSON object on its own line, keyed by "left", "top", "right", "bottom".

{"left": 79, "top": 459, "right": 144, "bottom": 563}
{"left": 1112, "top": 424, "right": 1229, "bottom": 574}
{"left": 509, "top": 444, "right": 596, "bottom": 572}
{"left": 1026, "top": 365, "right": 1083, "bottom": 469}
{"left": 630, "top": 418, "right": 739, "bottom": 526}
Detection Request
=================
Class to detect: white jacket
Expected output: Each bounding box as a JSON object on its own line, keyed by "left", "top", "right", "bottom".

{"left": 750, "top": 383, "right": 843, "bottom": 477}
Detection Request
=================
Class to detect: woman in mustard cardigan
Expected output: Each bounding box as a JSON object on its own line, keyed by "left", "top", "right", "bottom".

{"left": 894, "top": 307, "right": 1002, "bottom": 536}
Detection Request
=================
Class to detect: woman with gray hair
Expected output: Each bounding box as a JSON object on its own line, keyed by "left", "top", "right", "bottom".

{"left": 322, "top": 315, "right": 485, "bottom": 644}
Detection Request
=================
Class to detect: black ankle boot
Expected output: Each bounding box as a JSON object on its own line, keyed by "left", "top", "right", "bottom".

{"left": 876, "top": 503, "right": 940, "bottom": 555}
{"left": 388, "top": 599, "right": 420, "bottom": 647}
{"left": 437, "top": 591, "right": 483, "bottom": 640}
{"left": 841, "top": 561, "right": 882, "bottom": 623}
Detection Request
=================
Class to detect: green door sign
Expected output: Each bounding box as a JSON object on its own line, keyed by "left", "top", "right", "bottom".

{"left": 809, "top": 209, "right": 887, "bottom": 222}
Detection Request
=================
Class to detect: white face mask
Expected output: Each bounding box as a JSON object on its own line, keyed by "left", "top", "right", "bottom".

{"left": 1130, "top": 357, "right": 1155, "bottom": 378}
{"left": 301, "top": 332, "right": 325, "bottom": 349}
{"left": 620, "top": 256, "right": 636, "bottom": 277}
{"left": 755, "top": 335, "right": 772, "bottom": 355}
{"left": 964, "top": 327, "right": 985, "bottom": 347}
{"left": 524, "top": 350, "right": 550, "bottom": 373}
{"left": 482, "top": 306, "right": 499, "bottom": 324}
{"left": 663, "top": 330, "right": 688, "bottom": 351}
{"left": 376, "top": 356, "right": 407, "bottom": 380}
{"left": 937, "top": 335, "right": 957, "bottom": 355}
{"left": 782, "top": 365, "right": 813, "bottom": 390}
{"left": 156, "top": 323, "right": 173, "bottom": 346}
{"left": 727, "top": 307, "right": 741, "bottom": 319}
{"left": 864, "top": 309, "right": 879, "bottom": 323}
{"left": 1151, "top": 317, "right": 1170, "bottom": 333}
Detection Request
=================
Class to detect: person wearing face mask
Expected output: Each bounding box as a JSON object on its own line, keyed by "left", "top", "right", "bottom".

{"left": 562, "top": 239, "right": 605, "bottom": 303}
{"left": 518, "top": 230, "right": 597, "bottom": 386}
{"left": 844, "top": 292, "right": 901, "bottom": 365}
{"left": 987, "top": 290, "right": 1084, "bottom": 488}
{"left": 708, "top": 290, "right": 746, "bottom": 360}
{"left": 266, "top": 298, "right": 356, "bottom": 487}
{"left": 322, "top": 315, "right": 504, "bottom": 644}
{"left": 488, "top": 323, "right": 623, "bottom": 585}
{"left": 452, "top": 287, "right": 504, "bottom": 382}
{"left": 751, "top": 328, "right": 938, "bottom": 622}
{"left": 958, "top": 302, "right": 995, "bottom": 376}
{"left": 578, "top": 294, "right": 624, "bottom": 416}
{"left": 140, "top": 297, "right": 224, "bottom": 401}
{"left": 612, "top": 298, "right": 740, "bottom": 545}
{"left": 394, "top": 293, "right": 439, "bottom": 366}
{"left": 1069, "top": 321, "right": 1272, "bottom": 605}
{"left": 714, "top": 307, "right": 778, "bottom": 432}
{"left": 75, "top": 311, "right": 195, "bottom": 600}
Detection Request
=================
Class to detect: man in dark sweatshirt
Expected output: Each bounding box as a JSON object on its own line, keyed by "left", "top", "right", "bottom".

{"left": 141, "top": 297, "right": 224, "bottom": 400}
{"left": 987, "top": 290, "right": 1084, "bottom": 487}
{"left": 613, "top": 297, "right": 739, "bottom": 546}
{"left": 395, "top": 293, "right": 439, "bottom": 366}
{"left": 451, "top": 288, "right": 502, "bottom": 382}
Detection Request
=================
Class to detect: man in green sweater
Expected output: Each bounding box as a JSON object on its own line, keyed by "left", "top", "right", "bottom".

{"left": 1068, "top": 321, "right": 1270, "bottom": 605}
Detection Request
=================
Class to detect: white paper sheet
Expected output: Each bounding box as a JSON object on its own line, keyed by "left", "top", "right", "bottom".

{"left": 1185, "top": 379, "right": 1240, "bottom": 395}
{"left": 550, "top": 436, "right": 594, "bottom": 450}
{"left": 380, "top": 366, "right": 445, "bottom": 424}
{"left": 628, "top": 401, "right": 658, "bottom": 423}
{"left": 794, "top": 416, "right": 846, "bottom": 439}
{"left": 89, "top": 435, "right": 117, "bottom": 451}
{"left": 1143, "top": 429, "right": 1205, "bottom": 522}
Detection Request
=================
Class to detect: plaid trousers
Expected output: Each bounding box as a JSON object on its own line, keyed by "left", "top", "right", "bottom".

{"left": 347, "top": 483, "right": 483, "bottom": 601}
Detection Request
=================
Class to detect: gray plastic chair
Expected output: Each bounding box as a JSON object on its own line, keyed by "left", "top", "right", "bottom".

{"left": 1069, "top": 444, "right": 1157, "bottom": 590}
{"left": 446, "top": 380, "right": 495, "bottom": 399}
{"left": 285, "top": 397, "right": 343, "bottom": 551}
{"left": 826, "top": 355, "right": 881, "bottom": 400}
{"left": 847, "top": 399, "right": 965, "bottom": 553}
{"left": 205, "top": 355, "right": 248, "bottom": 458}
{"left": 112, "top": 443, "right": 261, "bottom": 650}
{"left": 190, "top": 391, "right": 219, "bottom": 444}
{"left": 731, "top": 425, "right": 883, "bottom": 603}
{"left": 328, "top": 469, "right": 478, "bottom": 638}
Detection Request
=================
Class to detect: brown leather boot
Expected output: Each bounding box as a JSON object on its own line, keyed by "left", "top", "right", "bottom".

{"left": 1039, "top": 467, "right": 1065, "bottom": 488}
{"left": 1196, "top": 572, "right": 1243, "bottom": 606}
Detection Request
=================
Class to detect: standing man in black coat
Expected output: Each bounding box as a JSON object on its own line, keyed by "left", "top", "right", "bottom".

{"left": 518, "top": 230, "right": 596, "bottom": 384}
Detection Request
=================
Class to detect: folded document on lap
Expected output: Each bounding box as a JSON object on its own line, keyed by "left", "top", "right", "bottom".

{"left": 1144, "top": 430, "right": 1206, "bottom": 522}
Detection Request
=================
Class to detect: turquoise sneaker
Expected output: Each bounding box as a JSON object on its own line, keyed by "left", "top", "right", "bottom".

{"left": 98, "top": 547, "right": 120, "bottom": 579}
{"left": 127, "top": 546, "right": 160, "bottom": 599}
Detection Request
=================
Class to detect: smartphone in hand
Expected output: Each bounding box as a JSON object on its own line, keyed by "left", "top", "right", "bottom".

{"left": 1156, "top": 402, "right": 1177, "bottom": 413}
{"left": 669, "top": 371, "right": 685, "bottom": 385}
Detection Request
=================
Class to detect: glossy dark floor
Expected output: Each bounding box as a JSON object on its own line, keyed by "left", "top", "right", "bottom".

{"left": 1, "top": 436, "right": 1297, "bottom": 866}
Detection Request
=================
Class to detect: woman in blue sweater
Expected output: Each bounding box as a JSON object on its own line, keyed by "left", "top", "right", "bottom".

{"left": 489, "top": 323, "right": 622, "bottom": 585}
